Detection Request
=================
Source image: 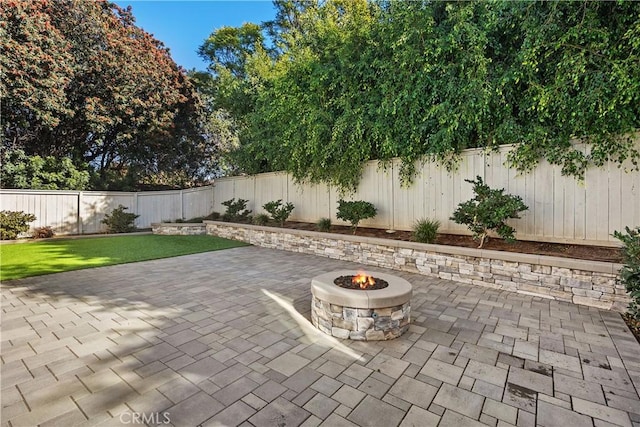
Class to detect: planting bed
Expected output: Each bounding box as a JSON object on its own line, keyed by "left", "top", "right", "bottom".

{"left": 280, "top": 221, "right": 623, "bottom": 263}
{"left": 202, "top": 220, "right": 628, "bottom": 312}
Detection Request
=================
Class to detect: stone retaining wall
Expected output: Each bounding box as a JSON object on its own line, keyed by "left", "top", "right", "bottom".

{"left": 152, "top": 223, "right": 206, "bottom": 236}
{"left": 204, "top": 221, "right": 629, "bottom": 312}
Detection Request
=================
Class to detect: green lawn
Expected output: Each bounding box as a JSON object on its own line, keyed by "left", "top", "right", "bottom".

{"left": 0, "top": 234, "right": 248, "bottom": 281}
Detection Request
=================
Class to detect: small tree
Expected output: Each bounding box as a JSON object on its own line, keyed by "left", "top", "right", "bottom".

{"left": 263, "top": 200, "right": 294, "bottom": 227}
{"left": 613, "top": 226, "right": 640, "bottom": 320}
{"left": 221, "top": 198, "right": 252, "bottom": 222}
{"left": 450, "top": 176, "right": 528, "bottom": 248}
{"left": 0, "top": 211, "right": 36, "bottom": 240}
{"left": 336, "top": 200, "right": 377, "bottom": 234}
{"left": 101, "top": 205, "right": 139, "bottom": 233}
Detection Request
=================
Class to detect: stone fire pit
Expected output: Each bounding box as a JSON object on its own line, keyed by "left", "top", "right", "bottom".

{"left": 310, "top": 270, "right": 412, "bottom": 341}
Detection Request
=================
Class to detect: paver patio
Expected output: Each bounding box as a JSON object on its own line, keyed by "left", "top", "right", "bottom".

{"left": 1, "top": 245, "right": 639, "bottom": 427}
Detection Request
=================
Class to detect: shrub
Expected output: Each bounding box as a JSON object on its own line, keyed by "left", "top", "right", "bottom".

{"left": 0, "top": 210, "right": 36, "bottom": 240}
{"left": 450, "top": 176, "right": 528, "bottom": 248}
{"left": 101, "top": 205, "right": 139, "bottom": 233}
{"left": 206, "top": 212, "right": 221, "bottom": 221}
{"left": 221, "top": 198, "right": 252, "bottom": 222}
{"left": 263, "top": 200, "right": 294, "bottom": 227}
{"left": 316, "top": 217, "right": 332, "bottom": 232}
{"left": 253, "top": 213, "right": 270, "bottom": 226}
{"left": 336, "top": 200, "right": 377, "bottom": 234}
{"left": 613, "top": 226, "right": 640, "bottom": 320}
{"left": 1, "top": 148, "right": 90, "bottom": 190}
{"left": 179, "top": 216, "right": 205, "bottom": 223}
{"left": 413, "top": 218, "right": 440, "bottom": 244}
{"left": 33, "top": 226, "right": 55, "bottom": 239}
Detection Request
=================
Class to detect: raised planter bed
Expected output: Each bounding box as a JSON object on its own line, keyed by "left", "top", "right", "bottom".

{"left": 201, "top": 220, "right": 629, "bottom": 312}
{"left": 151, "top": 223, "right": 206, "bottom": 236}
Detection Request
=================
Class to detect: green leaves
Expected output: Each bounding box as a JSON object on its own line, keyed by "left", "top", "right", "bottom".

{"left": 2, "top": 0, "right": 210, "bottom": 190}
{"left": 221, "top": 198, "right": 252, "bottom": 222}
{"left": 1, "top": 149, "right": 89, "bottom": 190}
{"left": 101, "top": 205, "right": 139, "bottom": 234}
{"left": 336, "top": 199, "right": 377, "bottom": 234}
{"left": 450, "top": 176, "right": 528, "bottom": 248}
{"left": 199, "top": 0, "right": 640, "bottom": 192}
{"left": 199, "top": 23, "right": 264, "bottom": 78}
{"left": 613, "top": 226, "right": 640, "bottom": 319}
{"left": 413, "top": 218, "right": 440, "bottom": 244}
{"left": 0, "top": 211, "right": 37, "bottom": 240}
{"left": 262, "top": 199, "right": 295, "bottom": 227}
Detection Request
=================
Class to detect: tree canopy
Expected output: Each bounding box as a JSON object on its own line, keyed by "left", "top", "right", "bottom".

{"left": 1, "top": 0, "right": 216, "bottom": 190}
{"left": 199, "top": 0, "right": 640, "bottom": 192}
{"left": 1, "top": 149, "right": 90, "bottom": 190}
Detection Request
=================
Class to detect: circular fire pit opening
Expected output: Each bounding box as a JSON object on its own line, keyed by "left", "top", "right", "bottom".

{"left": 311, "top": 270, "right": 412, "bottom": 341}
{"left": 334, "top": 274, "right": 389, "bottom": 290}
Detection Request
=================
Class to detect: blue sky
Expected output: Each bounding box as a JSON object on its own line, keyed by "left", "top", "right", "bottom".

{"left": 113, "top": 1, "right": 277, "bottom": 71}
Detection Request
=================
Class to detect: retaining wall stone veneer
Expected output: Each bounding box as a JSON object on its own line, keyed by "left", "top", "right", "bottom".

{"left": 151, "top": 223, "right": 206, "bottom": 236}
{"left": 202, "top": 221, "right": 629, "bottom": 312}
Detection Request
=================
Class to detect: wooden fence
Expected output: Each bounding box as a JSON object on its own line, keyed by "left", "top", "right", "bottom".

{"left": 2, "top": 142, "right": 638, "bottom": 245}
{"left": 0, "top": 186, "right": 214, "bottom": 235}
{"left": 213, "top": 144, "right": 640, "bottom": 247}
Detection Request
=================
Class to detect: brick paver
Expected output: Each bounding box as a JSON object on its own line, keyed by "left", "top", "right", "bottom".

{"left": 2, "top": 245, "right": 640, "bottom": 426}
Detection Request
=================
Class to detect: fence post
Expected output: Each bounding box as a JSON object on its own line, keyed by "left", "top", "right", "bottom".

{"left": 133, "top": 192, "right": 139, "bottom": 227}
{"left": 211, "top": 185, "right": 215, "bottom": 213}
{"left": 180, "top": 189, "right": 184, "bottom": 220}
{"left": 390, "top": 162, "right": 395, "bottom": 231}
{"left": 77, "top": 191, "right": 83, "bottom": 235}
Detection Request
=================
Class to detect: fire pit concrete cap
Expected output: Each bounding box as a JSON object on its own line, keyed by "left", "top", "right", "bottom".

{"left": 311, "top": 270, "right": 412, "bottom": 309}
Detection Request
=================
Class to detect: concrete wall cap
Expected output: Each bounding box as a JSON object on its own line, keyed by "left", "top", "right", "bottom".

{"left": 311, "top": 270, "right": 412, "bottom": 309}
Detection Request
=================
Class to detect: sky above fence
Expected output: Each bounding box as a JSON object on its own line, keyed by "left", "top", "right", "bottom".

{"left": 113, "top": 1, "right": 277, "bottom": 71}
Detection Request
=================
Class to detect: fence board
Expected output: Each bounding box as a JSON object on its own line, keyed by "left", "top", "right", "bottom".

{"left": 288, "top": 179, "right": 331, "bottom": 223}
{"left": 212, "top": 178, "right": 236, "bottom": 213}
{"left": 233, "top": 177, "right": 256, "bottom": 212}
{"left": 183, "top": 187, "right": 214, "bottom": 220}
{"left": 137, "top": 191, "right": 181, "bottom": 225}
{"left": 253, "top": 172, "right": 288, "bottom": 215}
{"left": 620, "top": 160, "right": 640, "bottom": 233}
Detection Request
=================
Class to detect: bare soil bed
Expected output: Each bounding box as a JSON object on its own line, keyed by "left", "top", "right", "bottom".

{"left": 281, "top": 221, "right": 623, "bottom": 263}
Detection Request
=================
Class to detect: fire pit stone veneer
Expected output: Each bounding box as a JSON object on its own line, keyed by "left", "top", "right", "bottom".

{"left": 311, "top": 270, "right": 412, "bottom": 340}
